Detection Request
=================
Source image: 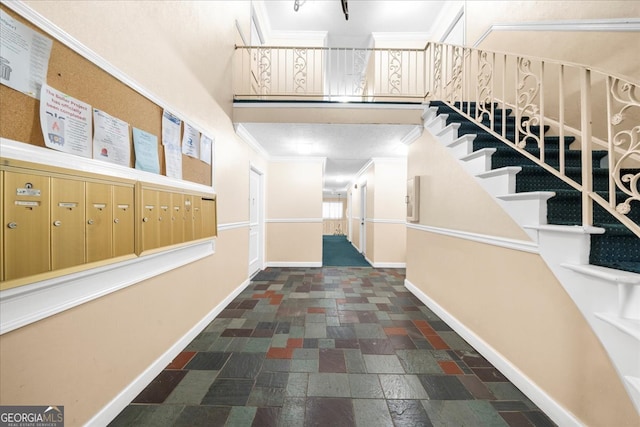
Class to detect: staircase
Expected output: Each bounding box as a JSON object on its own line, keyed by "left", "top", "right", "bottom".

{"left": 423, "top": 101, "right": 640, "bottom": 414}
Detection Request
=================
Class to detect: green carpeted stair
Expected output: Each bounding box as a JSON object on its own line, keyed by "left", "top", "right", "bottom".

{"left": 430, "top": 100, "right": 640, "bottom": 274}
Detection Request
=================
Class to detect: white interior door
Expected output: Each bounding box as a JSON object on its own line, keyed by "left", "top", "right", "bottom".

{"left": 249, "top": 167, "right": 263, "bottom": 277}
{"left": 359, "top": 184, "right": 366, "bottom": 255}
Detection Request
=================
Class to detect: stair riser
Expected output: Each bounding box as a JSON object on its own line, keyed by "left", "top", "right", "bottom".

{"left": 591, "top": 235, "right": 640, "bottom": 263}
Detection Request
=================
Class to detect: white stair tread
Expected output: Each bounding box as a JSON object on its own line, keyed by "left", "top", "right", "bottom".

{"left": 497, "top": 191, "right": 556, "bottom": 202}
{"left": 435, "top": 122, "right": 460, "bottom": 137}
{"left": 595, "top": 312, "right": 640, "bottom": 341}
{"left": 562, "top": 263, "right": 640, "bottom": 285}
{"left": 476, "top": 166, "right": 521, "bottom": 179}
{"left": 524, "top": 224, "right": 606, "bottom": 235}
{"left": 460, "top": 148, "right": 496, "bottom": 162}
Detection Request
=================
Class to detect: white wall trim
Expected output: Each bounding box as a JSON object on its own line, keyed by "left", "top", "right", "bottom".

{"left": 439, "top": 5, "right": 465, "bottom": 44}
{"left": 0, "top": 241, "right": 215, "bottom": 335}
{"left": 2, "top": 1, "right": 218, "bottom": 147}
{"left": 400, "top": 125, "right": 424, "bottom": 146}
{"left": 266, "top": 262, "right": 322, "bottom": 268}
{"left": 406, "top": 223, "right": 539, "bottom": 254}
{"left": 235, "top": 124, "right": 270, "bottom": 160}
{"left": 87, "top": 277, "right": 251, "bottom": 426}
{"left": 233, "top": 102, "right": 425, "bottom": 110}
{"left": 1, "top": 138, "right": 214, "bottom": 194}
{"left": 404, "top": 279, "right": 582, "bottom": 427}
{"left": 372, "top": 262, "right": 406, "bottom": 268}
{"left": 217, "top": 221, "right": 250, "bottom": 231}
{"left": 266, "top": 218, "right": 323, "bottom": 224}
{"left": 474, "top": 18, "right": 640, "bottom": 47}
{"left": 366, "top": 218, "right": 406, "bottom": 225}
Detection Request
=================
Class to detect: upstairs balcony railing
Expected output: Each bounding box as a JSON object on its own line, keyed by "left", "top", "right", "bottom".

{"left": 234, "top": 43, "right": 640, "bottom": 239}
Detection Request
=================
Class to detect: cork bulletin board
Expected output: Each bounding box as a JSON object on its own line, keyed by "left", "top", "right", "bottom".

{"left": 0, "top": 5, "right": 212, "bottom": 186}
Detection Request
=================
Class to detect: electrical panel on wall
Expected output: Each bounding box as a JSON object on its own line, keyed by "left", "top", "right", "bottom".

{"left": 406, "top": 176, "right": 420, "bottom": 222}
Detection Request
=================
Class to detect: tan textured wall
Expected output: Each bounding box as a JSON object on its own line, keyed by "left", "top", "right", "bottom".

{"left": 406, "top": 229, "right": 638, "bottom": 426}
{"left": 372, "top": 223, "right": 406, "bottom": 264}
{"left": 405, "top": 127, "right": 638, "bottom": 425}
{"left": 1, "top": 2, "right": 258, "bottom": 426}
{"left": 266, "top": 159, "right": 323, "bottom": 263}
{"left": 466, "top": 1, "right": 640, "bottom": 81}
{"left": 266, "top": 222, "right": 323, "bottom": 263}
{"left": 409, "top": 132, "right": 531, "bottom": 240}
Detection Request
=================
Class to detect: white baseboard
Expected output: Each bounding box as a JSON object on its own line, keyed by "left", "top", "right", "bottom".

{"left": 265, "top": 262, "right": 322, "bottom": 268}
{"left": 86, "top": 278, "right": 251, "bottom": 427}
{"left": 371, "top": 262, "right": 406, "bottom": 268}
{"left": 404, "top": 278, "right": 582, "bottom": 427}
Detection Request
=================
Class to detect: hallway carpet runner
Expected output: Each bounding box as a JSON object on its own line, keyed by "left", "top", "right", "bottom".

{"left": 323, "top": 235, "right": 371, "bottom": 267}
{"left": 430, "top": 101, "right": 640, "bottom": 274}
{"left": 110, "top": 267, "right": 554, "bottom": 427}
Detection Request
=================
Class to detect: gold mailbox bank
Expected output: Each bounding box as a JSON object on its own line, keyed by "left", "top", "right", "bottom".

{"left": 1, "top": 159, "right": 217, "bottom": 291}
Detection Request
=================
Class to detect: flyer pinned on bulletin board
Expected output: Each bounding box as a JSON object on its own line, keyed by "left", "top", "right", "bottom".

{"left": 39, "top": 83, "right": 92, "bottom": 158}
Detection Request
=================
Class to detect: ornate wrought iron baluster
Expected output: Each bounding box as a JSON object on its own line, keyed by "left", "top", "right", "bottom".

{"left": 516, "top": 58, "right": 541, "bottom": 148}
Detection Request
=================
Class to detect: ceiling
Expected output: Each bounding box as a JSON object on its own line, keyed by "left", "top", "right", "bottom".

{"left": 238, "top": 1, "right": 452, "bottom": 197}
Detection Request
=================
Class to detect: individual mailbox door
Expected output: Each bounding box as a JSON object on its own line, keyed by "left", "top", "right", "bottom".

{"left": 86, "top": 182, "right": 113, "bottom": 263}
{"left": 3, "top": 171, "right": 50, "bottom": 280}
{"left": 113, "top": 185, "right": 134, "bottom": 257}
{"left": 158, "top": 191, "right": 172, "bottom": 247}
{"left": 201, "top": 197, "right": 217, "bottom": 238}
{"left": 192, "top": 196, "right": 202, "bottom": 239}
{"left": 51, "top": 177, "right": 85, "bottom": 270}
{"left": 171, "top": 193, "right": 184, "bottom": 245}
{"left": 183, "top": 194, "right": 194, "bottom": 242}
{"left": 141, "top": 188, "right": 159, "bottom": 251}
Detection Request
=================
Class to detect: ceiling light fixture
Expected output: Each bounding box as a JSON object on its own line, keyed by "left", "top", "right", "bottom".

{"left": 293, "top": 0, "right": 306, "bottom": 12}
{"left": 341, "top": 0, "right": 349, "bottom": 20}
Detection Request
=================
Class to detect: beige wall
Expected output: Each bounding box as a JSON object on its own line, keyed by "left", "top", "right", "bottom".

{"left": 348, "top": 159, "right": 408, "bottom": 265}
{"left": 0, "top": 2, "right": 263, "bottom": 426}
{"left": 466, "top": 1, "right": 640, "bottom": 81}
{"left": 405, "top": 128, "right": 638, "bottom": 425}
{"left": 266, "top": 159, "right": 323, "bottom": 264}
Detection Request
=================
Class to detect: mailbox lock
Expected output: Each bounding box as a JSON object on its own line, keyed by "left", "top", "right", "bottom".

{"left": 114, "top": 218, "right": 120, "bottom": 224}
{"left": 142, "top": 217, "right": 149, "bottom": 222}
{"left": 87, "top": 219, "right": 95, "bottom": 225}
{"left": 53, "top": 220, "right": 62, "bottom": 227}
{"left": 7, "top": 222, "right": 18, "bottom": 229}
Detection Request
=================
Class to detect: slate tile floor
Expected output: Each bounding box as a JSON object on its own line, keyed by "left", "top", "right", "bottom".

{"left": 110, "top": 267, "right": 555, "bottom": 427}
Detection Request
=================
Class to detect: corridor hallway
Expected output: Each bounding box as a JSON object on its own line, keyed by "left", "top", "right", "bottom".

{"left": 110, "top": 267, "right": 554, "bottom": 426}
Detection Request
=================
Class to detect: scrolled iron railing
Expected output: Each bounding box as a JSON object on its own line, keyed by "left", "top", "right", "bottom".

{"left": 234, "top": 43, "right": 640, "bottom": 238}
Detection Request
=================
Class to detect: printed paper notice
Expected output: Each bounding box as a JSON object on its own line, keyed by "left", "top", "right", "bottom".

{"left": 93, "top": 108, "right": 130, "bottom": 167}
{"left": 40, "top": 84, "right": 92, "bottom": 157}
{"left": 182, "top": 122, "right": 200, "bottom": 158}
{"left": 162, "top": 110, "right": 181, "bottom": 147}
{"left": 133, "top": 128, "right": 159, "bottom": 174}
{"left": 200, "top": 134, "right": 213, "bottom": 165}
{"left": 164, "top": 140, "right": 183, "bottom": 179}
{"left": 0, "top": 9, "right": 53, "bottom": 99}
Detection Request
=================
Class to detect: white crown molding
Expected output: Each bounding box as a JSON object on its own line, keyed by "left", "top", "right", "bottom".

{"left": 0, "top": 240, "right": 215, "bottom": 335}
{"left": 2, "top": 1, "right": 220, "bottom": 142}
{"left": 1, "top": 138, "right": 214, "bottom": 193}
{"left": 400, "top": 125, "right": 424, "bottom": 145}
{"left": 474, "top": 18, "right": 640, "bottom": 47}
{"left": 217, "top": 221, "right": 250, "bottom": 231}
{"left": 266, "top": 218, "right": 323, "bottom": 224}
{"left": 235, "top": 123, "right": 270, "bottom": 160}
{"left": 87, "top": 277, "right": 250, "bottom": 426}
{"left": 406, "top": 223, "right": 539, "bottom": 254}
{"left": 404, "top": 278, "right": 581, "bottom": 427}
{"left": 439, "top": 4, "right": 465, "bottom": 44}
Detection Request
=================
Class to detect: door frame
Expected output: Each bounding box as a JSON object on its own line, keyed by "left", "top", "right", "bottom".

{"left": 359, "top": 182, "right": 367, "bottom": 255}
{"left": 249, "top": 165, "right": 265, "bottom": 277}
